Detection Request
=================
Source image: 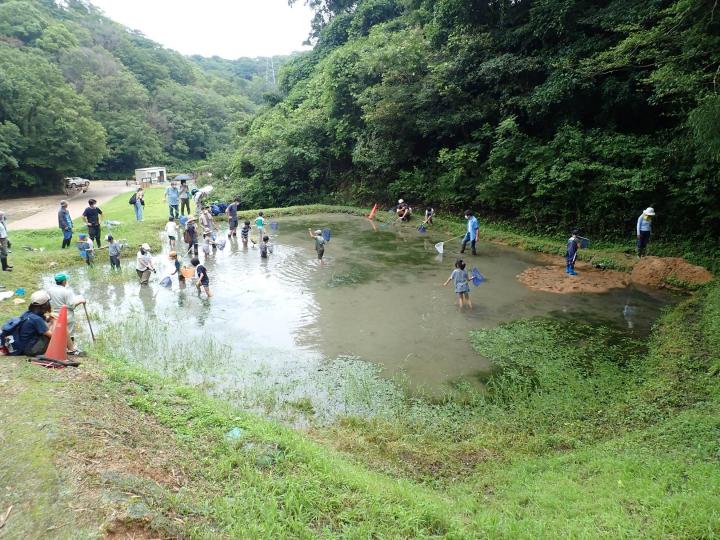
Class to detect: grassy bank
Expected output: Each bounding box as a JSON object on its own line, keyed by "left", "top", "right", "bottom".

{"left": 1, "top": 195, "right": 718, "bottom": 537}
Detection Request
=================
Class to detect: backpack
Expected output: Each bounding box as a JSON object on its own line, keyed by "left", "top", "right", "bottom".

{"left": 183, "top": 228, "right": 192, "bottom": 244}
{"left": 129, "top": 194, "right": 137, "bottom": 205}
{"left": 1, "top": 314, "right": 29, "bottom": 356}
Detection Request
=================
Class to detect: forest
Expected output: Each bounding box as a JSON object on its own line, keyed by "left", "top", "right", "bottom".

{"left": 2, "top": 0, "right": 719, "bottom": 240}
{"left": 0, "top": 0, "right": 285, "bottom": 191}
{"left": 218, "top": 0, "right": 720, "bottom": 238}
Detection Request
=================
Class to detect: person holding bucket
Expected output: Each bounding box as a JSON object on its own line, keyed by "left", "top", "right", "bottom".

{"left": 636, "top": 207, "right": 655, "bottom": 258}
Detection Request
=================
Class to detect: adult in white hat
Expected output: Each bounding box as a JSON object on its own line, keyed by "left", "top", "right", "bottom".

{"left": 395, "top": 198, "right": 411, "bottom": 221}
{"left": 636, "top": 207, "right": 656, "bottom": 258}
{"left": 135, "top": 243, "right": 156, "bottom": 285}
{"left": 2, "top": 290, "right": 55, "bottom": 356}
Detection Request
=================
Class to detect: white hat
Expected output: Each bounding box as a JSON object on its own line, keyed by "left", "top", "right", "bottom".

{"left": 314, "top": 230, "right": 322, "bottom": 235}
{"left": 643, "top": 207, "right": 656, "bottom": 216}
{"left": 141, "top": 243, "right": 151, "bottom": 251}
{"left": 398, "top": 199, "right": 404, "bottom": 204}
{"left": 30, "top": 290, "right": 50, "bottom": 305}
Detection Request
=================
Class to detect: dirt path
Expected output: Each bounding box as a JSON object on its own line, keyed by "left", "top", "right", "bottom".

{"left": 2, "top": 181, "right": 133, "bottom": 230}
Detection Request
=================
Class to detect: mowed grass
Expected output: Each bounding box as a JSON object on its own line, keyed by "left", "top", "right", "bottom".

{"left": 0, "top": 191, "right": 717, "bottom": 537}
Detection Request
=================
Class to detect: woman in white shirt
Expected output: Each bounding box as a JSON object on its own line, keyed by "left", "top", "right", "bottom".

{"left": 135, "top": 243, "right": 156, "bottom": 285}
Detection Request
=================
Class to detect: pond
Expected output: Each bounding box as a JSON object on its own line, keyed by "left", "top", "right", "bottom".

{"left": 46, "top": 214, "right": 679, "bottom": 423}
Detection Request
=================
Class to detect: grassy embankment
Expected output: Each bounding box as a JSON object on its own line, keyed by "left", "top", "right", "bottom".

{"left": 0, "top": 190, "right": 718, "bottom": 537}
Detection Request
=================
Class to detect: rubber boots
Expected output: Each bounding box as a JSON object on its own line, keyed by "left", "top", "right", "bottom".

{"left": 565, "top": 264, "right": 570, "bottom": 273}
{"left": 1, "top": 257, "right": 12, "bottom": 272}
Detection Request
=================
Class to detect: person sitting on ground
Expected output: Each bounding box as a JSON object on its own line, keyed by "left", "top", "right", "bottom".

{"left": 308, "top": 229, "right": 326, "bottom": 263}
{"left": 395, "top": 199, "right": 412, "bottom": 221}
{"left": 82, "top": 198, "right": 103, "bottom": 248}
{"left": 48, "top": 273, "right": 85, "bottom": 356}
{"left": 135, "top": 243, "right": 155, "bottom": 285}
{"left": 636, "top": 207, "right": 655, "bottom": 258}
{"left": 58, "top": 200, "right": 73, "bottom": 249}
{"left": 460, "top": 210, "right": 479, "bottom": 256}
{"left": 0, "top": 211, "right": 12, "bottom": 272}
{"left": 77, "top": 233, "right": 94, "bottom": 266}
{"left": 565, "top": 228, "right": 582, "bottom": 276}
{"left": 15, "top": 291, "right": 56, "bottom": 356}
{"left": 191, "top": 257, "right": 212, "bottom": 297}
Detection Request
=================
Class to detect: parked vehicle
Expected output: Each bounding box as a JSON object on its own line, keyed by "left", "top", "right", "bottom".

{"left": 64, "top": 177, "right": 90, "bottom": 194}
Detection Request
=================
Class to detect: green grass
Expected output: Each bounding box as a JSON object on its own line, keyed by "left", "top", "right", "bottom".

{"left": 0, "top": 193, "right": 718, "bottom": 538}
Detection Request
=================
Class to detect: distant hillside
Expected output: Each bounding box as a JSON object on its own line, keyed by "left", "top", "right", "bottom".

{"left": 0, "top": 0, "right": 287, "bottom": 193}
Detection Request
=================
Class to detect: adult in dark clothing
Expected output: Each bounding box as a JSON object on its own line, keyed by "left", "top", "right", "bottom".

{"left": 185, "top": 216, "right": 199, "bottom": 256}
{"left": 179, "top": 180, "right": 191, "bottom": 216}
{"left": 16, "top": 290, "right": 55, "bottom": 356}
{"left": 82, "top": 199, "right": 103, "bottom": 248}
{"left": 58, "top": 200, "right": 73, "bottom": 249}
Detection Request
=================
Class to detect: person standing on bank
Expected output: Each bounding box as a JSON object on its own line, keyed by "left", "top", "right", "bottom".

{"left": 179, "top": 179, "right": 191, "bottom": 216}
{"left": 58, "top": 200, "right": 73, "bottom": 249}
{"left": 82, "top": 199, "right": 103, "bottom": 248}
{"left": 130, "top": 188, "right": 145, "bottom": 221}
{"left": 460, "top": 210, "right": 480, "bottom": 256}
{"left": 0, "top": 211, "right": 12, "bottom": 272}
{"left": 636, "top": 207, "right": 655, "bottom": 258}
{"left": 165, "top": 181, "right": 180, "bottom": 219}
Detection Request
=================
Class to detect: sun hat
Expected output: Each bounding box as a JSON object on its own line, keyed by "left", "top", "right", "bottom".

{"left": 169, "top": 250, "right": 177, "bottom": 258}
{"left": 398, "top": 199, "right": 404, "bottom": 204}
{"left": 30, "top": 290, "right": 50, "bottom": 305}
{"left": 186, "top": 216, "right": 196, "bottom": 222}
{"left": 141, "top": 243, "right": 151, "bottom": 251}
{"left": 643, "top": 207, "right": 656, "bottom": 216}
{"left": 314, "top": 230, "right": 322, "bottom": 235}
{"left": 54, "top": 273, "right": 68, "bottom": 283}
{"left": 60, "top": 200, "right": 68, "bottom": 206}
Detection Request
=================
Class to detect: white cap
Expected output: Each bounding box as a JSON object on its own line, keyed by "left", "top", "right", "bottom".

{"left": 314, "top": 230, "right": 322, "bottom": 235}
{"left": 30, "top": 290, "right": 50, "bottom": 305}
{"left": 141, "top": 243, "right": 151, "bottom": 251}
{"left": 398, "top": 199, "right": 404, "bottom": 204}
{"left": 643, "top": 207, "right": 655, "bottom": 216}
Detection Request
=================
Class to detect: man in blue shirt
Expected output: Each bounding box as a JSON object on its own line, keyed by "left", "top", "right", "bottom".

{"left": 636, "top": 206, "right": 655, "bottom": 258}
{"left": 14, "top": 290, "right": 55, "bottom": 356}
{"left": 460, "top": 210, "right": 479, "bottom": 255}
{"left": 164, "top": 181, "right": 180, "bottom": 219}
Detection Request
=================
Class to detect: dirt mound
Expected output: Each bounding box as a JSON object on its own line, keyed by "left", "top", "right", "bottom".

{"left": 517, "top": 263, "right": 630, "bottom": 294}
{"left": 631, "top": 256, "right": 713, "bottom": 288}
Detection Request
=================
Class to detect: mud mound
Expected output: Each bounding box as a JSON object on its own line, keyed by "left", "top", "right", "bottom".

{"left": 631, "top": 256, "right": 713, "bottom": 288}
{"left": 518, "top": 263, "right": 630, "bottom": 294}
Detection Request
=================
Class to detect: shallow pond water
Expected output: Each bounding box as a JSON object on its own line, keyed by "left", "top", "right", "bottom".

{"left": 47, "top": 214, "right": 679, "bottom": 422}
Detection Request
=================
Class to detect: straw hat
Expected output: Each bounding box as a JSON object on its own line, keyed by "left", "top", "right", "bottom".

{"left": 30, "top": 290, "right": 50, "bottom": 305}
{"left": 643, "top": 207, "right": 656, "bottom": 216}
{"left": 186, "top": 216, "right": 196, "bottom": 223}
{"left": 141, "top": 243, "right": 151, "bottom": 251}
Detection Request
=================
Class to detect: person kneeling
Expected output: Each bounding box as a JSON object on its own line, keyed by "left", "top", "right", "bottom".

{"left": 2, "top": 291, "right": 55, "bottom": 356}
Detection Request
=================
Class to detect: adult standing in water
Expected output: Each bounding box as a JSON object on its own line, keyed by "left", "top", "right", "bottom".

{"left": 131, "top": 187, "right": 145, "bottom": 221}
{"left": 82, "top": 198, "right": 103, "bottom": 248}
{"left": 0, "top": 211, "right": 12, "bottom": 272}
{"left": 636, "top": 207, "right": 655, "bottom": 258}
{"left": 165, "top": 181, "right": 180, "bottom": 219}
{"left": 58, "top": 200, "right": 73, "bottom": 249}
{"left": 135, "top": 243, "right": 155, "bottom": 285}
{"left": 460, "top": 210, "right": 479, "bottom": 256}
{"left": 185, "top": 216, "right": 199, "bottom": 256}
{"left": 179, "top": 179, "right": 191, "bottom": 216}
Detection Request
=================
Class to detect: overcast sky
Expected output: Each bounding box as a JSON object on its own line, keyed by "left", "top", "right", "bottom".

{"left": 89, "top": 0, "right": 314, "bottom": 59}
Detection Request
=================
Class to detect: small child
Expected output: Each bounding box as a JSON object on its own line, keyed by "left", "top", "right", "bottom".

{"left": 565, "top": 228, "right": 581, "bottom": 276}
{"left": 308, "top": 228, "right": 326, "bottom": 262}
{"left": 259, "top": 235, "right": 272, "bottom": 259}
{"left": 191, "top": 256, "right": 211, "bottom": 297}
{"left": 77, "top": 233, "right": 94, "bottom": 267}
{"left": 165, "top": 217, "right": 177, "bottom": 249}
{"left": 169, "top": 250, "right": 185, "bottom": 289}
{"left": 255, "top": 211, "right": 265, "bottom": 242}
{"left": 107, "top": 234, "right": 121, "bottom": 270}
{"left": 424, "top": 207, "right": 435, "bottom": 225}
{"left": 444, "top": 259, "right": 472, "bottom": 309}
{"left": 240, "top": 220, "right": 251, "bottom": 246}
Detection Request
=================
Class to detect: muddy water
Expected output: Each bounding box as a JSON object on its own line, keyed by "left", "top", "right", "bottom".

{"left": 47, "top": 214, "right": 678, "bottom": 421}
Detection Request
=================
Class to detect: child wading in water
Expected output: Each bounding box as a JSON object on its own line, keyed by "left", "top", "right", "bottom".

{"left": 308, "top": 229, "right": 326, "bottom": 263}
{"left": 255, "top": 211, "right": 265, "bottom": 243}
{"left": 444, "top": 259, "right": 472, "bottom": 309}
{"left": 77, "top": 233, "right": 95, "bottom": 267}
{"left": 240, "top": 220, "right": 251, "bottom": 247}
{"left": 165, "top": 217, "right": 177, "bottom": 249}
{"left": 191, "top": 257, "right": 212, "bottom": 297}
{"left": 565, "top": 228, "right": 582, "bottom": 276}
{"left": 107, "top": 235, "right": 121, "bottom": 270}
{"left": 259, "top": 235, "right": 272, "bottom": 259}
{"left": 169, "top": 251, "right": 185, "bottom": 289}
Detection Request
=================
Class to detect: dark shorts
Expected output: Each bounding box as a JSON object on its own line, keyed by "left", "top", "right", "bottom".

{"left": 199, "top": 278, "right": 209, "bottom": 286}
{"left": 316, "top": 247, "right": 324, "bottom": 260}
{"left": 110, "top": 255, "right": 120, "bottom": 268}
{"left": 26, "top": 335, "right": 50, "bottom": 357}
{"left": 229, "top": 218, "right": 238, "bottom": 229}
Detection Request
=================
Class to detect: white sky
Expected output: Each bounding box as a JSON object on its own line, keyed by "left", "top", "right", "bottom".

{"left": 89, "top": 0, "right": 314, "bottom": 58}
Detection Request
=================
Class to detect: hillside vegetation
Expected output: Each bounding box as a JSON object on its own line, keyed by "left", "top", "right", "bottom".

{"left": 0, "top": 0, "right": 287, "bottom": 192}
{"left": 218, "top": 0, "right": 720, "bottom": 240}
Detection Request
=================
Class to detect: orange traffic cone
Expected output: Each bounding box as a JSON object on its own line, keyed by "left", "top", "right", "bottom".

{"left": 367, "top": 203, "right": 378, "bottom": 220}
{"left": 35, "top": 305, "right": 73, "bottom": 365}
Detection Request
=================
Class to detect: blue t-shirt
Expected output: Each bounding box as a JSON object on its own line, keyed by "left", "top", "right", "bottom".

{"left": 166, "top": 187, "right": 180, "bottom": 205}
{"left": 466, "top": 216, "right": 479, "bottom": 235}
{"left": 17, "top": 311, "right": 48, "bottom": 355}
{"left": 567, "top": 237, "right": 580, "bottom": 259}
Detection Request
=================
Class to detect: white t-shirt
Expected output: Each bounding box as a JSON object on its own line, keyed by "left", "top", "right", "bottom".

{"left": 136, "top": 251, "right": 153, "bottom": 271}
{"left": 165, "top": 221, "right": 177, "bottom": 237}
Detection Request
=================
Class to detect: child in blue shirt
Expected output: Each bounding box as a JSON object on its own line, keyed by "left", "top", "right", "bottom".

{"left": 461, "top": 210, "right": 479, "bottom": 255}
{"left": 77, "top": 233, "right": 94, "bottom": 266}
{"left": 444, "top": 259, "right": 472, "bottom": 309}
